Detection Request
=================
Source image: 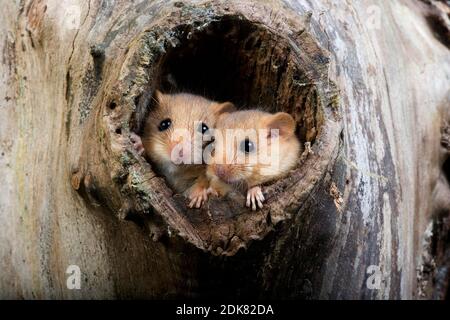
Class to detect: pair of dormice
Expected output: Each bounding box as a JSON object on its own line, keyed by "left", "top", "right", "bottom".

{"left": 131, "top": 91, "right": 300, "bottom": 211}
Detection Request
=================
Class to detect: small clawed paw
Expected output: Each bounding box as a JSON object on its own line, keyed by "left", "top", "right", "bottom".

{"left": 206, "top": 187, "right": 219, "bottom": 197}
{"left": 246, "top": 186, "right": 265, "bottom": 211}
{"left": 188, "top": 188, "right": 208, "bottom": 209}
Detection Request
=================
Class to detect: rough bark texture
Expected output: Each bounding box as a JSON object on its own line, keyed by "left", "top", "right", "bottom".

{"left": 0, "top": 0, "right": 449, "bottom": 299}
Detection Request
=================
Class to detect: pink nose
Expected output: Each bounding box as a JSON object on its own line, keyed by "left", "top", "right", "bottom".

{"left": 215, "top": 166, "right": 229, "bottom": 181}
{"left": 170, "top": 140, "right": 192, "bottom": 164}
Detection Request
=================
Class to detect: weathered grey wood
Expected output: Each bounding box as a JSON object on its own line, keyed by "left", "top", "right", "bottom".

{"left": 0, "top": 0, "right": 449, "bottom": 299}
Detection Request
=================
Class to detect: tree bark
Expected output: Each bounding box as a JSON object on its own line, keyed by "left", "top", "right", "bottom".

{"left": 0, "top": 0, "right": 449, "bottom": 299}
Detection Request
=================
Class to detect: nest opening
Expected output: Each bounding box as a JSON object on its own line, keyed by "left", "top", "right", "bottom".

{"left": 134, "top": 16, "right": 327, "bottom": 251}
{"left": 148, "top": 16, "right": 321, "bottom": 145}
{"left": 90, "top": 6, "right": 340, "bottom": 255}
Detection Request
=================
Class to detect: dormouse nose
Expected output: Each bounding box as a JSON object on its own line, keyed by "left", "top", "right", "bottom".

{"left": 169, "top": 138, "right": 193, "bottom": 164}
{"left": 214, "top": 165, "right": 230, "bottom": 181}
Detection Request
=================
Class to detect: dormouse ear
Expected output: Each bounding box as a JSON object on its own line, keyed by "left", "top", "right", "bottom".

{"left": 212, "top": 102, "right": 236, "bottom": 115}
{"left": 265, "top": 112, "right": 296, "bottom": 138}
{"left": 154, "top": 89, "right": 165, "bottom": 103}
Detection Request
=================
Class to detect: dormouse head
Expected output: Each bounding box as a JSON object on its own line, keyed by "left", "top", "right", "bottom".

{"left": 207, "top": 110, "right": 299, "bottom": 186}
{"left": 143, "top": 90, "right": 235, "bottom": 166}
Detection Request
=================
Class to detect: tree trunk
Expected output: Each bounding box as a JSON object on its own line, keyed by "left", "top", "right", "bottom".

{"left": 0, "top": 0, "right": 449, "bottom": 299}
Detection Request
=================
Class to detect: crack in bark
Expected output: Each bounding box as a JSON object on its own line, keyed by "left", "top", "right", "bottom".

{"left": 65, "top": 0, "right": 91, "bottom": 102}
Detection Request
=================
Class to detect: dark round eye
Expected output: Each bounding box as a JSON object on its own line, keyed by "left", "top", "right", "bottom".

{"left": 158, "top": 118, "right": 171, "bottom": 131}
{"left": 240, "top": 138, "right": 255, "bottom": 154}
{"left": 199, "top": 122, "right": 209, "bottom": 134}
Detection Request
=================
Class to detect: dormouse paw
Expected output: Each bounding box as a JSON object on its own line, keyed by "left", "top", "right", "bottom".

{"left": 246, "top": 186, "right": 265, "bottom": 211}
{"left": 206, "top": 187, "right": 219, "bottom": 197}
{"left": 130, "top": 132, "right": 145, "bottom": 156}
{"left": 188, "top": 187, "right": 209, "bottom": 209}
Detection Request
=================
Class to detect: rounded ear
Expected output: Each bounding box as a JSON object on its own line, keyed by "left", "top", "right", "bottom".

{"left": 154, "top": 89, "right": 164, "bottom": 103}
{"left": 265, "top": 112, "right": 296, "bottom": 138}
{"left": 212, "top": 102, "right": 236, "bottom": 115}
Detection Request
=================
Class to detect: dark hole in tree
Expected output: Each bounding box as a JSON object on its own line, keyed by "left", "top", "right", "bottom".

{"left": 154, "top": 16, "right": 323, "bottom": 145}
{"left": 84, "top": 11, "right": 338, "bottom": 256}
{"left": 134, "top": 95, "right": 141, "bottom": 108}
{"left": 444, "top": 157, "right": 450, "bottom": 183}
{"left": 425, "top": 14, "right": 450, "bottom": 50}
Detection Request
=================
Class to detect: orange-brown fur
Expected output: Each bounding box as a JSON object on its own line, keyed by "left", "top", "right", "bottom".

{"left": 206, "top": 110, "right": 300, "bottom": 210}
{"left": 142, "top": 91, "right": 234, "bottom": 208}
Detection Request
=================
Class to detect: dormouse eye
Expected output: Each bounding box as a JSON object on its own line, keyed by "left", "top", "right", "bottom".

{"left": 240, "top": 138, "right": 255, "bottom": 154}
{"left": 158, "top": 118, "right": 171, "bottom": 131}
{"left": 199, "top": 122, "right": 209, "bottom": 134}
